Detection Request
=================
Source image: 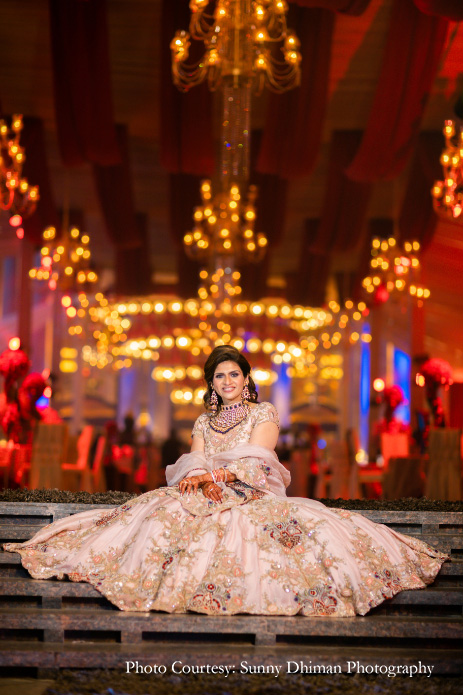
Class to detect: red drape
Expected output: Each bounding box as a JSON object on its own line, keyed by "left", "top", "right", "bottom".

{"left": 313, "top": 131, "right": 372, "bottom": 254}
{"left": 115, "top": 214, "right": 153, "bottom": 296}
{"left": 49, "top": 0, "right": 120, "bottom": 167}
{"left": 413, "top": 0, "right": 463, "bottom": 19}
{"left": 398, "top": 131, "right": 444, "bottom": 251}
{"left": 346, "top": 0, "right": 448, "bottom": 182}
{"left": 160, "top": 0, "right": 215, "bottom": 176}
{"left": 286, "top": 219, "right": 331, "bottom": 306}
{"left": 93, "top": 125, "right": 141, "bottom": 251}
{"left": 289, "top": 0, "right": 373, "bottom": 14}
{"left": 169, "top": 173, "right": 204, "bottom": 298}
{"left": 21, "top": 117, "right": 60, "bottom": 245}
{"left": 257, "top": 7, "right": 334, "bottom": 179}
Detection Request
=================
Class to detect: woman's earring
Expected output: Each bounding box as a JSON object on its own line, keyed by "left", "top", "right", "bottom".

{"left": 242, "top": 380, "right": 251, "bottom": 403}
{"left": 210, "top": 387, "right": 218, "bottom": 412}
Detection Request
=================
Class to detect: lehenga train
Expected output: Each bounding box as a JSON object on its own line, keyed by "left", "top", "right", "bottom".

{"left": 4, "top": 402, "right": 447, "bottom": 616}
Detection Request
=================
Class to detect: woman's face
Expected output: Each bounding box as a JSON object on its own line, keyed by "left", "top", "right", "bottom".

{"left": 212, "top": 360, "right": 246, "bottom": 406}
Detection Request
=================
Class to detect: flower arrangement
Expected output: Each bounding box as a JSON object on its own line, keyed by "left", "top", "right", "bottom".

{"left": 0, "top": 349, "right": 30, "bottom": 394}
{"left": 375, "top": 384, "right": 409, "bottom": 435}
{"left": 0, "top": 345, "right": 60, "bottom": 446}
{"left": 418, "top": 358, "right": 452, "bottom": 428}
{"left": 420, "top": 358, "right": 453, "bottom": 386}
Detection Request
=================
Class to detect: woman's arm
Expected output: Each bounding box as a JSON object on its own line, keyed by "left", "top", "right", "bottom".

{"left": 249, "top": 421, "right": 279, "bottom": 450}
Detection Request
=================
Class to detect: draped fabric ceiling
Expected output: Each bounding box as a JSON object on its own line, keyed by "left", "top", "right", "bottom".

{"left": 1, "top": 0, "right": 463, "bottom": 367}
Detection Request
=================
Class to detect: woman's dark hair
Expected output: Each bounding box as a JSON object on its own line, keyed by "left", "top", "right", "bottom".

{"left": 203, "top": 345, "right": 258, "bottom": 410}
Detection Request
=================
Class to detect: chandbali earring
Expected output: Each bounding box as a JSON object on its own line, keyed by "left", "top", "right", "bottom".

{"left": 242, "top": 379, "right": 251, "bottom": 403}
{"left": 210, "top": 386, "right": 218, "bottom": 412}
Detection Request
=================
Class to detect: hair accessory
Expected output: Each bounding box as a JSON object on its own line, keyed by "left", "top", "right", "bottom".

{"left": 242, "top": 380, "right": 251, "bottom": 403}
{"left": 210, "top": 386, "right": 218, "bottom": 412}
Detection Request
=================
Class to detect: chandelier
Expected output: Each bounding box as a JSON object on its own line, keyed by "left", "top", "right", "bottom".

{"left": 60, "top": 0, "right": 372, "bottom": 390}
{"left": 362, "top": 237, "right": 430, "bottom": 304}
{"left": 432, "top": 119, "right": 463, "bottom": 221}
{"left": 29, "top": 224, "right": 98, "bottom": 292}
{"left": 0, "top": 114, "right": 39, "bottom": 218}
{"left": 171, "top": 0, "right": 301, "bottom": 95}
{"left": 184, "top": 180, "right": 267, "bottom": 263}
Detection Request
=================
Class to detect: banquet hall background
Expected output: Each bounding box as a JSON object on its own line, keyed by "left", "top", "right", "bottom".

{"left": 1, "top": 0, "right": 463, "bottom": 500}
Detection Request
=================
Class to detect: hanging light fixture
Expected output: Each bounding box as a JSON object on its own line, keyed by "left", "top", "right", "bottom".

{"left": 0, "top": 114, "right": 39, "bottom": 219}
{"left": 432, "top": 119, "right": 463, "bottom": 222}
{"left": 171, "top": 0, "right": 301, "bottom": 95}
{"left": 362, "top": 237, "right": 430, "bottom": 304}
{"left": 28, "top": 224, "right": 98, "bottom": 292}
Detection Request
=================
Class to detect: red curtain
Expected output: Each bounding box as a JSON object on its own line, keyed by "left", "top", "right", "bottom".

{"left": 93, "top": 126, "right": 141, "bottom": 251}
{"left": 169, "top": 173, "right": 204, "bottom": 298}
{"left": 398, "top": 131, "right": 444, "bottom": 250}
{"left": 286, "top": 219, "right": 331, "bottom": 306}
{"left": 313, "top": 132, "right": 372, "bottom": 254}
{"left": 49, "top": 0, "right": 120, "bottom": 167}
{"left": 114, "top": 214, "right": 153, "bottom": 296}
{"left": 413, "top": 0, "right": 463, "bottom": 19}
{"left": 257, "top": 7, "right": 334, "bottom": 180}
{"left": 346, "top": 0, "right": 448, "bottom": 182}
{"left": 289, "top": 0, "right": 373, "bottom": 14}
{"left": 21, "top": 117, "right": 60, "bottom": 245}
{"left": 160, "top": 0, "right": 215, "bottom": 176}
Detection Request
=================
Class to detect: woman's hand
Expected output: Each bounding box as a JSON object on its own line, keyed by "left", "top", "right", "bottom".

{"left": 179, "top": 475, "right": 205, "bottom": 495}
{"left": 201, "top": 481, "right": 223, "bottom": 504}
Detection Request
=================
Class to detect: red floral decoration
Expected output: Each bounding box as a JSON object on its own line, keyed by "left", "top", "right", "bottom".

{"left": 420, "top": 358, "right": 453, "bottom": 386}
{"left": 383, "top": 385, "right": 405, "bottom": 408}
{"left": 419, "top": 358, "right": 452, "bottom": 428}
{"left": 0, "top": 349, "right": 31, "bottom": 384}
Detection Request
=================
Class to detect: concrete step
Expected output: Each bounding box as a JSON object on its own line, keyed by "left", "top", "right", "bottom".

{"left": 0, "top": 637, "right": 462, "bottom": 675}
{"left": 0, "top": 607, "right": 462, "bottom": 643}
{"left": 0, "top": 577, "right": 462, "bottom": 608}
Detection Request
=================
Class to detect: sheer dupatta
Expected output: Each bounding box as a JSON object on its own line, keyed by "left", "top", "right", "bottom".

{"left": 165, "top": 444, "right": 290, "bottom": 497}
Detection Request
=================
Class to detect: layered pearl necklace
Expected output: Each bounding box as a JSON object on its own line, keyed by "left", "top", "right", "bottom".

{"left": 210, "top": 400, "right": 250, "bottom": 434}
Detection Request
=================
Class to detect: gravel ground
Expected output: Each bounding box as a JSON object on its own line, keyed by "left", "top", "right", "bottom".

{"left": 0, "top": 488, "right": 461, "bottom": 511}
{"left": 41, "top": 670, "right": 463, "bottom": 695}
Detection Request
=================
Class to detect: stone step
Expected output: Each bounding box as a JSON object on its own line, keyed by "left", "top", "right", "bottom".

{"left": 0, "top": 577, "right": 462, "bottom": 610}
{"left": 0, "top": 640, "right": 461, "bottom": 675}
{"left": 0, "top": 607, "right": 462, "bottom": 644}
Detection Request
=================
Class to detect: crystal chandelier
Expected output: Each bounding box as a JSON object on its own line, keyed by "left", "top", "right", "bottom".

{"left": 173, "top": 0, "right": 300, "bottom": 274}
{"left": 184, "top": 181, "right": 267, "bottom": 263}
{"left": 29, "top": 224, "right": 98, "bottom": 292}
{"left": 0, "top": 115, "right": 39, "bottom": 218}
{"left": 362, "top": 237, "right": 430, "bottom": 304}
{"left": 171, "top": 0, "right": 301, "bottom": 95}
{"left": 432, "top": 119, "right": 463, "bottom": 221}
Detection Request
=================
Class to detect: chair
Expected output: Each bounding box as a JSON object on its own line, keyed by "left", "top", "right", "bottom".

{"left": 61, "top": 425, "right": 94, "bottom": 492}
{"left": 425, "top": 428, "right": 462, "bottom": 501}
{"left": 91, "top": 435, "right": 107, "bottom": 493}
{"left": 28, "top": 423, "right": 67, "bottom": 489}
{"left": 0, "top": 442, "right": 14, "bottom": 489}
{"left": 382, "top": 456, "right": 425, "bottom": 499}
{"left": 380, "top": 432, "right": 409, "bottom": 470}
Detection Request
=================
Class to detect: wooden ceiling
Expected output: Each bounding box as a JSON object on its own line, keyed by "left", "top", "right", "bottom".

{"left": 1, "top": 0, "right": 463, "bottom": 371}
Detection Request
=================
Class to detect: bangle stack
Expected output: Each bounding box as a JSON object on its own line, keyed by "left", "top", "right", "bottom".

{"left": 211, "top": 467, "right": 228, "bottom": 484}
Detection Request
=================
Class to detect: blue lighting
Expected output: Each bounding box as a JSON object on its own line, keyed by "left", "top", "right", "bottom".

{"left": 317, "top": 438, "right": 327, "bottom": 450}
{"left": 394, "top": 348, "right": 411, "bottom": 423}
{"left": 359, "top": 324, "right": 371, "bottom": 454}
{"left": 36, "top": 396, "right": 49, "bottom": 409}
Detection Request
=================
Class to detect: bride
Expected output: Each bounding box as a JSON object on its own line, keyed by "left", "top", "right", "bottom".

{"left": 4, "top": 345, "right": 447, "bottom": 615}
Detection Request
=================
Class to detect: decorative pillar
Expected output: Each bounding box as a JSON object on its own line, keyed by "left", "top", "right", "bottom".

{"left": 270, "top": 364, "right": 291, "bottom": 429}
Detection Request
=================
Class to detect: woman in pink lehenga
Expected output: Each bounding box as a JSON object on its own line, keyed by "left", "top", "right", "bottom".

{"left": 4, "top": 346, "right": 447, "bottom": 616}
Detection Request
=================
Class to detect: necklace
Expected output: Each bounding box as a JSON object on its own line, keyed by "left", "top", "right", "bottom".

{"left": 210, "top": 400, "right": 250, "bottom": 434}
